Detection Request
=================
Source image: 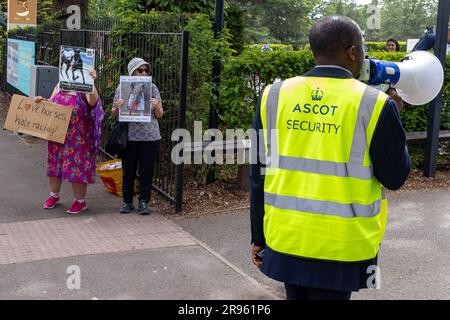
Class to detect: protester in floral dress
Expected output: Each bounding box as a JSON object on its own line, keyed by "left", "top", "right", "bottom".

{"left": 35, "top": 70, "right": 104, "bottom": 214}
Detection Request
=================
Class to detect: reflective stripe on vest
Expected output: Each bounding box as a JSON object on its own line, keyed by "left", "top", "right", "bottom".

{"left": 264, "top": 192, "right": 381, "bottom": 218}
{"left": 260, "top": 76, "right": 389, "bottom": 262}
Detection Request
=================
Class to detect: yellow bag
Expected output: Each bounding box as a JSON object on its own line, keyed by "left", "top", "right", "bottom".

{"left": 97, "top": 160, "right": 123, "bottom": 196}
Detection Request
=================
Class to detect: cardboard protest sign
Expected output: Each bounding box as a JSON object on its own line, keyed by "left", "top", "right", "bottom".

{"left": 3, "top": 95, "right": 72, "bottom": 144}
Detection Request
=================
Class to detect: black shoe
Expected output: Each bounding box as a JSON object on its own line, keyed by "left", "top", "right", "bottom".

{"left": 120, "top": 202, "right": 134, "bottom": 214}
{"left": 137, "top": 199, "right": 150, "bottom": 215}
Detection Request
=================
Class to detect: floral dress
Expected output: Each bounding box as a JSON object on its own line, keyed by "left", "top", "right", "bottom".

{"left": 47, "top": 92, "right": 98, "bottom": 184}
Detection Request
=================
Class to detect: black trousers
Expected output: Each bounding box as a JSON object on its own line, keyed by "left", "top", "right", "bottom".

{"left": 284, "top": 283, "right": 352, "bottom": 301}
{"left": 121, "top": 140, "right": 160, "bottom": 204}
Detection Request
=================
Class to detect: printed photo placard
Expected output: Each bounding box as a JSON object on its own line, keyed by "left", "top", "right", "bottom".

{"left": 119, "top": 76, "right": 152, "bottom": 123}
{"left": 59, "top": 46, "right": 95, "bottom": 93}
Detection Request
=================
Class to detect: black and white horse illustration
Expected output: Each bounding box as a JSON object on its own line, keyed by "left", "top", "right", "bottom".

{"left": 60, "top": 48, "right": 74, "bottom": 79}
{"left": 71, "top": 49, "right": 85, "bottom": 84}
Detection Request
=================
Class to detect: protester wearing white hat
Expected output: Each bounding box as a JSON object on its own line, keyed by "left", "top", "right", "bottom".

{"left": 112, "top": 57, "right": 164, "bottom": 215}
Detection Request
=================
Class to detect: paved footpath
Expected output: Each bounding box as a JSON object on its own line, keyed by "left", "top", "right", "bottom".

{"left": 2, "top": 123, "right": 450, "bottom": 300}
{"left": 0, "top": 125, "right": 278, "bottom": 300}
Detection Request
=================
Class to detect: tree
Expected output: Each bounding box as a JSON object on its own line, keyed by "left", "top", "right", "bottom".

{"left": 259, "top": 0, "right": 317, "bottom": 47}
{"left": 232, "top": 0, "right": 318, "bottom": 46}
{"left": 311, "top": 0, "right": 366, "bottom": 28}
{"left": 379, "top": 0, "right": 438, "bottom": 41}
{"left": 37, "top": 0, "right": 55, "bottom": 23}
{"left": 110, "top": 0, "right": 214, "bottom": 14}
{"left": 52, "top": 0, "right": 89, "bottom": 21}
{"left": 309, "top": 0, "right": 438, "bottom": 42}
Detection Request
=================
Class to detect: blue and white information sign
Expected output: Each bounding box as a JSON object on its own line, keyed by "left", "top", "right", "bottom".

{"left": 7, "top": 38, "right": 35, "bottom": 96}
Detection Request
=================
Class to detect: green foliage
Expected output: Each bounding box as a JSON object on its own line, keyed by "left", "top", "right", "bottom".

{"left": 224, "top": 2, "right": 246, "bottom": 54}
{"left": 233, "top": 0, "right": 439, "bottom": 44}
{"left": 365, "top": 51, "right": 407, "bottom": 61}
{"left": 89, "top": 0, "right": 118, "bottom": 17}
{"left": 245, "top": 44, "right": 294, "bottom": 51}
{"left": 219, "top": 49, "right": 315, "bottom": 130}
{"left": 218, "top": 48, "right": 450, "bottom": 133}
{"left": 186, "top": 13, "right": 234, "bottom": 129}
{"left": 184, "top": 13, "right": 216, "bottom": 127}
{"left": 365, "top": 41, "right": 407, "bottom": 52}
{"left": 259, "top": 0, "right": 316, "bottom": 48}
{"left": 38, "top": 0, "right": 58, "bottom": 23}
{"left": 312, "top": 0, "right": 366, "bottom": 27}
{"left": 111, "top": 0, "right": 214, "bottom": 14}
{"left": 103, "top": 11, "right": 233, "bottom": 133}
{"left": 238, "top": 0, "right": 316, "bottom": 48}
{"left": 378, "top": 0, "right": 438, "bottom": 41}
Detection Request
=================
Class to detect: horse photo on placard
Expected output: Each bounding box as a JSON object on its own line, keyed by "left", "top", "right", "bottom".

{"left": 119, "top": 76, "right": 152, "bottom": 123}
{"left": 59, "top": 46, "right": 95, "bottom": 93}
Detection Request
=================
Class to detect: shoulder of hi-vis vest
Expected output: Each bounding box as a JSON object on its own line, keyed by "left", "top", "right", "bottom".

{"left": 260, "top": 76, "right": 389, "bottom": 263}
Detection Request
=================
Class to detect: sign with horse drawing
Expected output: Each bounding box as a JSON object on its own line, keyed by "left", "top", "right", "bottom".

{"left": 59, "top": 46, "right": 95, "bottom": 93}
{"left": 119, "top": 76, "right": 153, "bottom": 122}
{"left": 3, "top": 94, "right": 73, "bottom": 144}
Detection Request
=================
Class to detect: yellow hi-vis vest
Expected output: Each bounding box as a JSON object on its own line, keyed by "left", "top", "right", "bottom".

{"left": 260, "top": 76, "right": 389, "bottom": 262}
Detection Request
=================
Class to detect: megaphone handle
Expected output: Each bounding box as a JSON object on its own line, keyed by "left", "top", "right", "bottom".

{"left": 373, "top": 83, "right": 390, "bottom": 93}
{"left": 386, "top": 87, "right": 404, "bottom": 111}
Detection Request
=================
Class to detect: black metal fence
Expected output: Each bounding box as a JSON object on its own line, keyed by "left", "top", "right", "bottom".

{"left": 85, "top": 15, "right": 185, "bottom": 33}
{"left": 0, "top": 11, "right": 6, "bottom": 28}
{"left": 0, "top": 27, "right": 189, "bottom": 212}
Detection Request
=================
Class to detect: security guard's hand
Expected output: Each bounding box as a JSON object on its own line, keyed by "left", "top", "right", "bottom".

{"left": 252, "top": 245, "right": 265, "bottom": 269}
{"left": 387, "top": 88, "right": 404, "bottom": 112}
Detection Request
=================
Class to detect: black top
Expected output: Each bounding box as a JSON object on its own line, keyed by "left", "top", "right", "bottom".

{"left": 250, "top": 66, "right": 411, "bottom": 292}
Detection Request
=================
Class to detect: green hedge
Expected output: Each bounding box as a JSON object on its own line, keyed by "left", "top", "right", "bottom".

{"left": 365, "top": 41, "right": 407, "bottom": 52}
{"left": 219, "top": 49, "right": 314, "bottom": 130}
{"left": 245, "top": 44, "right": 294, "bottom": 52}
{"left": 219, "top": 49, "right": 450, "bottom": 133}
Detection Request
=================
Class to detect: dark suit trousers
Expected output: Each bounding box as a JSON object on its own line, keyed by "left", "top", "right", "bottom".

{"left": 285, "top": 283, "right": 352, "bottom": 301}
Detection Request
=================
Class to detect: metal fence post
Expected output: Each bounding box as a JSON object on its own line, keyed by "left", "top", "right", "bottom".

{"left": 1, "top": 37, "right": 6, "bottom": 93}
{"left": 83, "top": 29, "right": 87, "bottom": 48}
{"left": 424, "top": 0, "right": 450, "bottom": 177}
{"left": 175, "top": 31, "right": 189, "bottom": 213}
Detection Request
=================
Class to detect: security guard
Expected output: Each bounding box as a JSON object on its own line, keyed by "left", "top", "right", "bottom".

{"left": 250, "top": 16, "right": 411, "bottom": 300}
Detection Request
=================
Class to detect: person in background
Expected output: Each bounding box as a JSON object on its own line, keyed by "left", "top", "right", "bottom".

{"left": 386, "top": 38, "right": 401, "bottom": 52}
{"left": 111, "top": 58, "right": 164, "bottom": 215}
{"left": 35, "top": 70, "right": 104, "bottom": 214}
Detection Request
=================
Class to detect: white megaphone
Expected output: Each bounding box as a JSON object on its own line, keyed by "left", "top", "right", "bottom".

{"left": 359, "top": 51, "right": 444, "bottom": 105}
